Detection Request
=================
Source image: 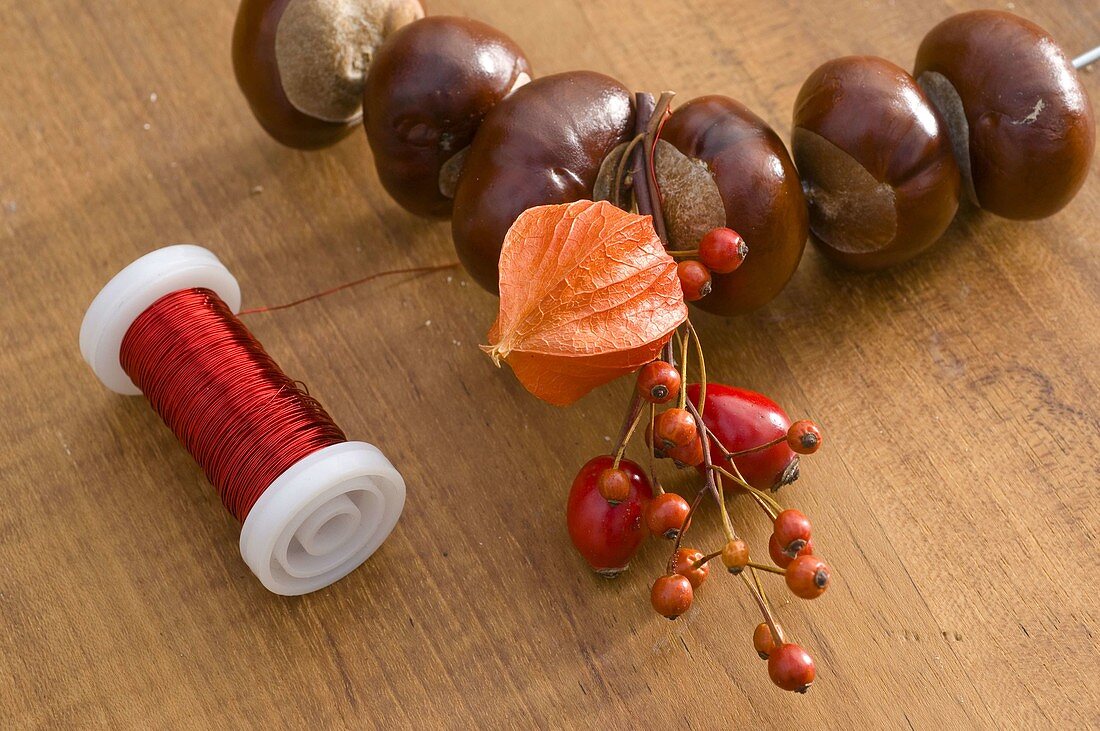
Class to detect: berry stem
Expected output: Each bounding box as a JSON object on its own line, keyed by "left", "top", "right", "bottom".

{"left": 676, "top": 330, "right": 690, "bottom": 410}
{"left": 612, "top": 390, "right": 644, "bottom": 468}
{"left": 712, "top": 465, "right": 782, "bottom": 517}
{"left": 741, "top": 570, "right": 785, "bottom": 647}
{"left": 647, "top": 402, "right": 663, "bottom": 494}
{"left": 664, "top": 248, "right": 700, "bottom": 257}
{"left": 683, "top": 397, "right": 737, "bottom": 541}
{"left": 687, "top": 319, "right": 706, "bottom": 415}
{"left": 691, "top": 549, "right": 723, "bottom": 569}
{"left": 725, "top": 435, "right": 787, "bottom": 458}
{"left": 668, "top": 487, "right": 707, "bottom": 571}
{"left": 747, "top": 561, "right": 786, "bottom": 575}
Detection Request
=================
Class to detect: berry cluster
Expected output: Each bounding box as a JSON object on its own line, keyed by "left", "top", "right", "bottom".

{"left": 567, "top": 328, "right": 830, "bottom": 694}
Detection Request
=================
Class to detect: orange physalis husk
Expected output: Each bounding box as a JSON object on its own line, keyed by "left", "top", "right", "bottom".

{"left": 483, "top": 199, "right": 687, "bottom": 406}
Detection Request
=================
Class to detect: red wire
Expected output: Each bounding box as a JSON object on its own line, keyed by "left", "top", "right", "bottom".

{"left": 120, "top": 288, "right": 346, "bottom": 521}
{"left": 238, "top": 262, "right": 459, "bottom": 315}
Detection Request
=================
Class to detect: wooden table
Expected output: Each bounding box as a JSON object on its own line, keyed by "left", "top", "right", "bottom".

{"left": 2, "top": 0, "right": 1097, "bottom": 726}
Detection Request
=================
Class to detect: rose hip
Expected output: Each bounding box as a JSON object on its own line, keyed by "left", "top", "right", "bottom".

{"left": 672, "top": 547, "right": 709, "bottom": 588}
{"left": 654, "top": 408, "right": 697, "bottom": 449}
{"left": 720, "top": 538, "right": 750, "bottom": 574}
{"left": 698, "top": 227, "right": 748, "bottom": 274}
{"left": 753, "top": 622, "right": 778, "bottom": 660}
{"left": 596, "top": 467, "right": 631, "bottom": 504}
{"left": 645, "top": 492, "right": 691, "bottom": 539}
{"left": 785, "top": 555, "right": 831, "bottom": 599}
{"left": 768, "top": 643, "right": 815, "bottom": 692}
{"left": 687, "top": 383, "right": 799, "bottom": 491}
{"left": 772, "top": 509, "right": 812, "bottom": 557}
{"left": 567, "top": 456, "right": 653, "bottom": 577}
{"left": 769, "top": 534, "right": 814, "bottom": 569}
{"left": 787, "top": 419, "right": 822, "bottom": 454}
{"left": 636, "top": 361, "right": 681, "bottom": 404}
{"left": 668, "top": 436, "right": 704, "bottom": 467}
{"left": 677, "top": 260, "right": 712, "bottom": 301}
{"left": 651, "top": 574, "right": 693, "bottom": 619}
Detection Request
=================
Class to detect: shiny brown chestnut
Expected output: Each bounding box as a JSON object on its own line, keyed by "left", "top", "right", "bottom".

{"left": 914, "top": 10, "right": 1095, "bottom": 220}
{"left": 791, "top": 57, "right": 960, "bottom": 270}
{"left": 362, "top": 17, "right": 531, "bottom": 218}
{"left": 658, "top": 96, "right": 808, "bottom": 314}
{"left": 451, "top": 71, "right": 634, "bottom": 292}
{"left": 233, "top": 0, "right": 424, "bottom": 149}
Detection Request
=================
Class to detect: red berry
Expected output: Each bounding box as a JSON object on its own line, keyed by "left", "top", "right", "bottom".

{"left": 672, "top": 547, "right": 709, "bottom": 588}
{"left": 787, "top": 419, "right": 822, "bottom": 455}
{"left": 677, "top": 260, "right": 712, "bottom": 301}
{"left": 698, "top": 227, "right": 747, "bottom": 274}
{"left": 654, "top": 408, "right": 697, "bottom": 449}
{"left": 667, "top": 436, "right": 704, "bottom": 468}
{"left": 768, "top": 644, "right": 815, "bottom": 692}
{"left": 596, "top": 467, "right": 631, "bottom": 504}
{"left": 686, "top": 384, "right": 800, "bottom": 491}
{"left": 566, "top": 456, "right": 653, "bottom": 577}
{"left": 636, "top": 361, "right": 681, "bottom": 404}
{"left": 769, "top": 534, "right": 813, "bottom": 569}
{"left": 651, "top": 574, "right": 693, "bottom": 619}
{"left": 752, "top": 622, "right": 778, "bottom": 660}
{"left": 720, "top": 539, "right": 750, "bottom": 574}
{"left": 645, "top": 492, "right": 691, "bottom": 538}
{"left": 785, "top": 555, "right": 831, "bottom": 599}
{"left": 772, "top": 509, "right": 812, "bottom": 557}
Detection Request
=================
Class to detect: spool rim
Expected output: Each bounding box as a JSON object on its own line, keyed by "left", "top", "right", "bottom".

{"left": 239, "top": 441, "right": 406, "bottom": 596}
{"left": 79, "top": 244, "right": 242, "bottom": 395}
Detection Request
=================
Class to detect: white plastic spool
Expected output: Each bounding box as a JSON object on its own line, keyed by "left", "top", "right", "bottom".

{"left": 79, "top": 245, "right": 405, "bottom": 595}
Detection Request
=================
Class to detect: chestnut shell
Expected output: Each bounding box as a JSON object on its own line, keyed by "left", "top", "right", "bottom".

{"left": 914, "top": 10, "right": 1095, "bottom": 220}
{"left": 792, "top": 56, "right": 960, "bottom": 270}
{"left": 363, "top": 16, "right": 531, "bottom": 218}
{"left": 661, "top": 96, "right": 808, "bottom": 314}
{"left": 233, "top": 0, "right": 359, "bottom": 149}
{"left": 451, "top": 71, "right": 635, "bottom": 292}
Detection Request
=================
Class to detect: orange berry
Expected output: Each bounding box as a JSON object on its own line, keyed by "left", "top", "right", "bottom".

{"left": 654, "top": 407, "right": 697, "bottom": 449}
{"left": 720, "top": 538, "right": 750, "bottom": 574}
{"left": 787, "top": 419, "right": 822, "bottom": 454}
{"left": 753, "top": 622, "right": 778, "bottom": 660}
{"left": 595, "top": 467, "right": 631, "bottom": 504}
{"left": 698, "top": 227, "right": 747, "bottom": 274}
{"left": 645, "top": 493, "right": 691, "bottom": 538}
{"left": 636, "top": 361, "right": 681, "bottom": 404}
{"left": 768, "top": 643, "right": 815, "bottom": 692}
{"left": 676, "top": 260, "right": 712, "bottom": 301}
{"left": 672, "top": 547, "right": 709, "bottom": 589}
{"left": 785, "top": 555, "right": 830, "bottom": 599}
{"left": 650, "top": 574, "right": 693, "bottom": 619}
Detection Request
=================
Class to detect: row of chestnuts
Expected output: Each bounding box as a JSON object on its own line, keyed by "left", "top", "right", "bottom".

{"left": 234, "top": 4, "right": 1094, "bottom": 291}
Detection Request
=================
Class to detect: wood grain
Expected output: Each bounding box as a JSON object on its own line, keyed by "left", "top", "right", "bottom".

{"left": 1, "top": 0, "right": 1097, "bottom": 727}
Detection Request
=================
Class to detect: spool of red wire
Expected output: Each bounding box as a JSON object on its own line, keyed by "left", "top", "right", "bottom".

{"left": 80, "top": 245, "right": 405, "bottom": 595}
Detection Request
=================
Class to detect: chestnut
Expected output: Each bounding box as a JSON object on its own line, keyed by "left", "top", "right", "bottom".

{"left": 233, "top": 0, "right": 424, "bottom": 149}
{"left": 362, "top": 17, "right": 531, "bottom": 218}
{"left": 658, "top": 96, "right": 808, "bottom": 314}
{"left": 791, "top": 56, "right": 960, "bottom": 270}
{"left": 914, "top": 10, "right": 1095, "bottom": 220}
{"left": 451, "top": 71, "right": 635, "bottom": 292}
